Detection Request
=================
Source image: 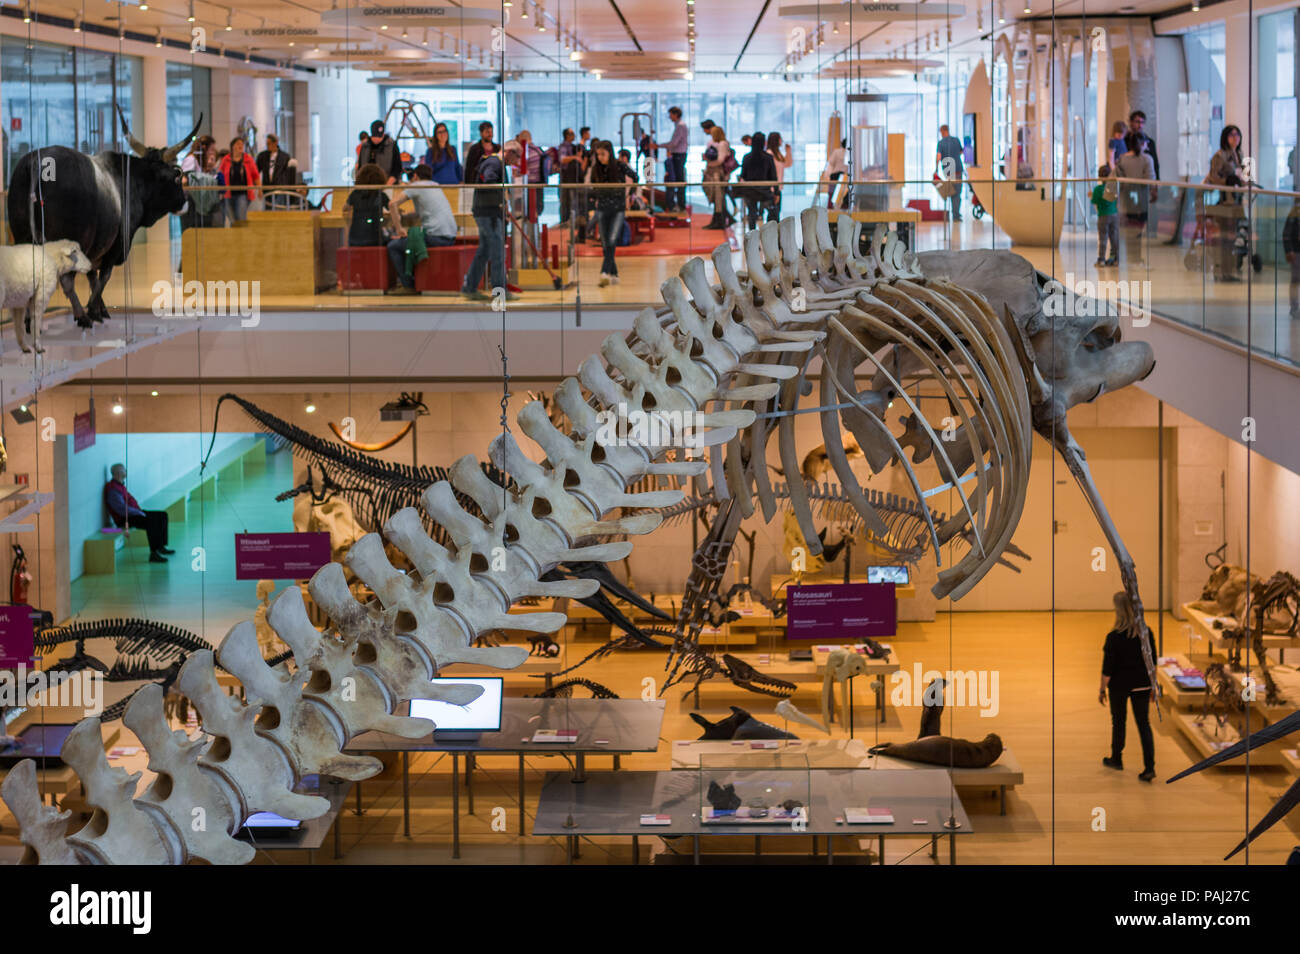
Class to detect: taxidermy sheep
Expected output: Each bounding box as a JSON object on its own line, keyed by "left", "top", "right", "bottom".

{"left": 0, "top": 240, "right": 93, "bottom": 353}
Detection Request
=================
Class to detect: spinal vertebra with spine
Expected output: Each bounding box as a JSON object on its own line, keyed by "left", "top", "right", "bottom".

{"left": 2, "top": 208, "right": 1157, "bottom": 863}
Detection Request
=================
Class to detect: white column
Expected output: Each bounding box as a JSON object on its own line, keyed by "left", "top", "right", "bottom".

{"left": 142, "top": 55, "right": 170, "bottom": 246}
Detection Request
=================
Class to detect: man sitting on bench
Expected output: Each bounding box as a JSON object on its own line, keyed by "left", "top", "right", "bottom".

{"left": 104, "top": 463, "right": 175, "bottom": 564}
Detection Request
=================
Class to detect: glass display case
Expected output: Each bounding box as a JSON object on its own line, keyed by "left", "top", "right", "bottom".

{"left": 698, "top": 751, "right": 810, "bottom": 825}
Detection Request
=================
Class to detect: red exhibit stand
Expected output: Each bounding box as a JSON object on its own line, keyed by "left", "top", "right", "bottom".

{"left": 412, "top": 240, "right": 481, "bottom": 292}
{"left": 336, "top": 246, "right": 392, "bottom": 290}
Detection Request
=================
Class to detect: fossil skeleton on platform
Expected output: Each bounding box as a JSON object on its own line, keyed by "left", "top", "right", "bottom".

{"left": 3, "top": 209, "right": 1158, "bottom": 864}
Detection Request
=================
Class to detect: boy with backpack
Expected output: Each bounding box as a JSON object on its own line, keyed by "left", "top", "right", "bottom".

{"left": 1092, "top": 164, "right": 1119, "bottom": 267}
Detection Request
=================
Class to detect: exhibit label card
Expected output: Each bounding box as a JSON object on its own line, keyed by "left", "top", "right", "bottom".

{"left": 235, "top": 532, "right": 332, "bottom": 580}
{"left": 0, "top": 605, "right": 34, "bottom": 669}
{"left": 532, "top": 729, "right": 579, "bottom": 743}
{"left": 786, "top": 582, "right": 896, "bottom": 640}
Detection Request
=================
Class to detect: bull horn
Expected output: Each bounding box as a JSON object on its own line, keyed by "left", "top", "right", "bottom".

{"left": 115, "top": 104, "right": 148, "bottom": 157}
{"left": 163, "top": 113, "right": 204, "bottom": 164}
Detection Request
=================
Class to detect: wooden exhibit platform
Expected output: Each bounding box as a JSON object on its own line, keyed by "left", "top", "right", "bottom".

{"left": 181, "top": 209, "right": 338, "bottom": 296}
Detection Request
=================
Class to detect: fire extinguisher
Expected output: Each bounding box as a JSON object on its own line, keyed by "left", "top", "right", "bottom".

{"left": 11, "top": 544, "right": 31, "bottom": 605}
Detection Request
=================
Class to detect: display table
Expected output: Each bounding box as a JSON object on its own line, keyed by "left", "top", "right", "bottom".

{"left": 668, "top": 740, "right": 1023, "bottom": 814}
{"left": 0, "top": 722, "right": 120, "bottom": 813}
{"left": 532, "top": 767, "right": 971, "bottom": 864}
{"left": 244, "top": 777, "right": 352, "bottom": 864}
{"left": 346, "top": 698, "right": 666, "bottom": 857}
{"left": 687, "top": 647, "right": 900, "bottom": 722}
{"left": 1182, "top": 603, "right": 1300, "bottom": 660}
{"left": 1155, "top": 653, "right": 1213, "bottom": 711}
{"left": 438, "top": 654, "right": 566, "bottom": 690}
{"left": 1159, "top": 644, "right": 1298, "bottom": 767}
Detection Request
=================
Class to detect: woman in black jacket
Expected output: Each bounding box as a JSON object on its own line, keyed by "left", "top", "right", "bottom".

{"left": 737, "top": 131, "right": 777, "bottom": 230}
{"left": 1099, "top": 591, "right": 1158, "bottom": 781}
{"left": 586, "top": 140, "right": 635, "bottom": 287}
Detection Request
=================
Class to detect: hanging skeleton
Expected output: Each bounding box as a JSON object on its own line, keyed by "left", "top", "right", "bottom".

{"left": 2, "top": 209, "right": 1162, "bottom": 865}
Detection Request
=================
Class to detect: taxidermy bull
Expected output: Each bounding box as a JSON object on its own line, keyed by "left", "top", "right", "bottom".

{"left": 6, "top": 106, "right": 201, "bottom": 328}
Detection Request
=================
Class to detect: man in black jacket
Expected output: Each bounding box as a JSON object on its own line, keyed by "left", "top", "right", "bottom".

{"left": 1128, "top": 110, "right": 1159, "bottom": 179}
{"left": 463, "top": 121, "right": 498, "bottom": 189}
{"left": 737, "top": 131, "right": 777, "bottom": 230}
{"left": 256, "top": 134, "right": 296, "bottom": 209}
{"left": 356, "top": 119, "right": 403, "bottom": 185}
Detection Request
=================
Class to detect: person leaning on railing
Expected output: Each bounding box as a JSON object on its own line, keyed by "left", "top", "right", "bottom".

{"left": 461, "top": 141, "right": 521, "bottom": 303}
{"left": 1205, "top": 125, "right": 1247, "bottom": 282}
{"left": 587, "top": 140, "right": 636, "bottom": 287}
{"left": 218, "top": 137, "right": 260, "bottom": 222}
{"left": 1114, "top": 132, "right": 1157, "bottom": 267}
{"left": 1284, "top": 196, "right": 1300, "bottom": 320}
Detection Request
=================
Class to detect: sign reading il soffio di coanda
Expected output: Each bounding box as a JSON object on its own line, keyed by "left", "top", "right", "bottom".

{"left": 234, "top": 532, "right": 331, "bottom": 581}
{"left": 786, "top": 582, "right": 896, "bottom": 640}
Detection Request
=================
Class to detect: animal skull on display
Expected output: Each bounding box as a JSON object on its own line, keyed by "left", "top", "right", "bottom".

{"left": 2, "top": 209, "right": 1158, "bottom": 864}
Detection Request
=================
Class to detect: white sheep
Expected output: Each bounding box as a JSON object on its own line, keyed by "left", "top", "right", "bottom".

{"left": 0, "top": 240, "right": 93, "bottom": 353}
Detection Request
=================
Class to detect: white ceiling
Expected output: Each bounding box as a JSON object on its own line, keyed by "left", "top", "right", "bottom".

{"left": 13, "top": 0, "right": 1198, "bottom": 75}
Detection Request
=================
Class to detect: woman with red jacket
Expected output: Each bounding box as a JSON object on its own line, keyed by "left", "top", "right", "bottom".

{"left": 218, "top": 137, "right": 260, "bottom": 222}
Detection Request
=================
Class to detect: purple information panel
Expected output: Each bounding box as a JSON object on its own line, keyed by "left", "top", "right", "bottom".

{"left": 73, "top": 410, "right": 95, "bottom": 453}
{"left": 0, "top": 605, "right": 35, "bottom": 669}
{"left": 786, "top": 582, "right": 896, "bottom": 640}
{"left": 235, "top": 532, "right": 331, "bottom": 581}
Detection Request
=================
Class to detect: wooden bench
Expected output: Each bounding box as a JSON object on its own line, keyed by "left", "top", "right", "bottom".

{"left": 83, "top": 528, "right": 128, "bottom": 574}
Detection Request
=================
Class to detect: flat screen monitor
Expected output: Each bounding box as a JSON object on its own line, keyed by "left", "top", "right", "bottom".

{"left": 0, "top": 724, "right": 76, "bottom": 765}
{"left": 242, "top": 812, "right": 302, "bottom": 830}
{"left": 867, "top": 565, "right": 910, "bottom": 585}
{"left": 409, "top": 677, "right": 504, "bottom": 732}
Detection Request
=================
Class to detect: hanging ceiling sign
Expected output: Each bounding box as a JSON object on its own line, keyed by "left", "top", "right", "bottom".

{"left": 779, "top": 3, "right": 965, "bottom": 20}
{"left": 238, "top": 27, "right": 352, "bottom": 44}
{"left": 300, "top": 47, "right": 416, "bottom": 62}
{"left": 319, "top": 5, "right": 501, "bottom": 29}
{"left": 821, "top": 57, "right": 944, "bottom": 77}
{"left": 572, "top": 51, "right": 689, "bottom": 68}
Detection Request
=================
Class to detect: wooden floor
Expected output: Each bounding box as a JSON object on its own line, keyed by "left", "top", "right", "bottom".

{"left": 7, "top": 606, "right": 1295, "bottom": 866}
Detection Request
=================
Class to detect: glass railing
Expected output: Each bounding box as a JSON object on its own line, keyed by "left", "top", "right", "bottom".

{"left": 6, "top": 174, "right": 1299, "bottom": 369}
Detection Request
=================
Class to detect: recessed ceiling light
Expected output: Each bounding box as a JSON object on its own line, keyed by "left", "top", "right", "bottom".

{"left": 150, "top": 390, "right": 159, "bottom": 397}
